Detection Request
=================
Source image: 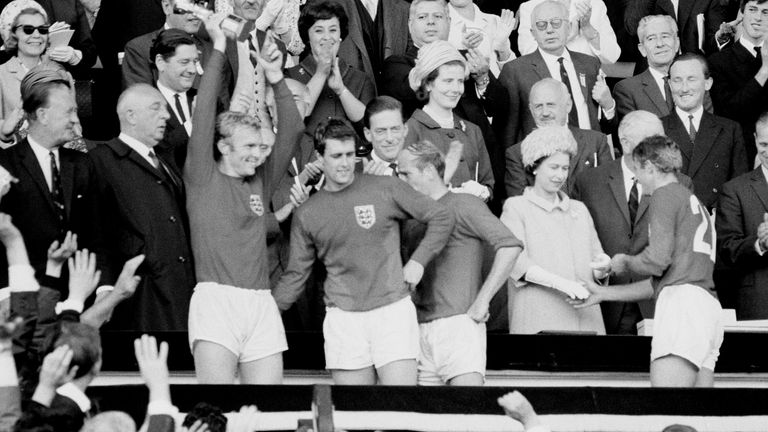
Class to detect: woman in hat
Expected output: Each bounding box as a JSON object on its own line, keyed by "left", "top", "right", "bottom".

{"left": 500, "top": 125, "right": 608, "bottom": 334}
{"left": 404, "top": 40, "right": 493, "bottom": 201}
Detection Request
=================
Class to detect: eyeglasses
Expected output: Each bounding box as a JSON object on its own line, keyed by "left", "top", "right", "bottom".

{"left": 13, "top": 24, "right": 50, "bottom": 35}
{"left": 534, "top": 18, "right": 565, "bottom": 31}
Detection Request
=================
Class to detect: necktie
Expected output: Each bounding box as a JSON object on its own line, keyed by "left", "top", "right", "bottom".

{"left": 663, "top": 76, "right": 674, "bottom": 112}
{"left": 148, "top": 150, "right": 180, "bottom": 189}
{"left": 688, "top": 114, "right": 697, "bottom": 143}
{"left": 628, "top": 178, "right": 639, "bottom": 231}
{"left": 557, "top": 57, "right": 579, "bottom": 128}
{"left": 174, "top": 93, "right": 187, "bottom": 123}
{"left": 755, "top": 46, "right": 762, "bottom": 58}
{"left": 49, "top": 151, "right": 66, "bottom": 229}
{"left": 388, "top": 162, "right": 398, "bottom": 177}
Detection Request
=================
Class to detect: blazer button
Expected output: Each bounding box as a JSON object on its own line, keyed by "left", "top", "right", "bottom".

{"left": 178, "top": 256, "right": 187, "bottom": 263}
{"left": 169, "top": 216, "right": 177, "bottom": 223}
{"left": 714, "top": 163, "right": 719, "bottom": 168}
{"left": 712, "top": 188, "right": 718, "bottom": 193}
{"left": 156, "top": 180, "right": 162, "bottom": 185}
{"left": 447, "top": 132, "right": 455, "bottom": 139}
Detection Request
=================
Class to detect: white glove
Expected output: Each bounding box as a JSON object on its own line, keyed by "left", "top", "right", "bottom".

{"left": 453, "top": 180, "right": 490, "bottom": 201}
{"left": 590, "top": 253, "right": 611, "bottom": 280}
{"left": 525, "top": 265, "right": 590, "bottom": 300}
{"left": 254, "top": 0, "right": 286, "bottom": 30}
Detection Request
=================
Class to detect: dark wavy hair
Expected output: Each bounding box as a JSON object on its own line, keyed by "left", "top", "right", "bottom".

{"left": 298, "top": 0, "right": 349, "bottom": 46}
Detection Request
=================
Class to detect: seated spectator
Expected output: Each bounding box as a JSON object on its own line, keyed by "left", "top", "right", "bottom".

{"left": 500, "top": 125, "right": 606, "bottom": 335}
{"left": 504, "top": 78, "right": 611, "bottom": 198}
{"left": 0, "top": 7, "right": 74, "bottom": 145}
{"left": 404, "top": 40, "right": 494, "bottom": 200}
{"left": 709, "top": 0, "right": 768, "bottom": 162}
{"left": 446, "top": 0, "right": 517, "bottom": 77}
{"left": 613, "top": 15, "right": 679, "bottom": 122}
{"left": 286, "top": 0, "right": 375, "bottom": 136}
{"left": 518, "top": 0, "right": 620, "bottom": 64}
{"left": 499, "top": 0, "right": 616, "bottom": 145}
{"left": 661, "top": 53, "right": 748, "bottom": 209}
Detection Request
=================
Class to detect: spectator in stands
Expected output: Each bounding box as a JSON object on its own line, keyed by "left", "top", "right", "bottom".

{"left": 624, "top": 0, "right": 726, "bottom": 56}
{"left": 121, "top": 0, "right": 208, "bottom": 90}
{"left": 573, "top": 110, "right": 693, "bottom": 335}
{"left": 185, "top": 15, "right": 304, "bottom": 384}
{"left": 0, "top": 7, "right": 74, "bottom": 145}
{"left": 78, "top": 0, "right": 99, "bottom": 29}
{"left": 146, "top": 30, "right": 200, "bottom": 171}
{"left": 273, "top": 117, "right": 454, "bottom": 386}
{"left": 504, "top": 78, "right": 612, "bottom": 198}
{"left": 518, "top": 0, "right": 621, "bottom": 64}
{"left": 717, "top": 111, "right": 768, "bottom": 320}
{"left": 661, "top": 53, "right": 748, "bottom": 208}
{"left": 499, "top": 0, "right": 616, "bottom": 145}
{"left": 359, "top": 96, "right": 408, "bottom": 176}
{"left": 613, "top": 15, "right": 680, "bottom": 121}
{"left": 286, "top": 0, "right": 375, "bottom": 136}
{"left": 0, "top": 0, "right": 98, "bottom": 78}
{"left": 446, "top": 0, "right": 517, "bottom": 77}
{"left": 500, "top": 126, "right": 607, "bottom": 335}
{"left": 577, "top": 135, "right": 723, "bottom": 388}
{"left": 709, "top": 0, "right": 768, "bottom": 162}
{"left": 398, "top": 140, "right": 523, "bottom": 386}
{"left": 88, "top": 83, "right": 195, "bottom": 332}
{"left": 404, "top": 40, "right": 494, "bottom": 200}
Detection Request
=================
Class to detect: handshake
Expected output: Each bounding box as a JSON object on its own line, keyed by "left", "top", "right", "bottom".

{"left": 524, "top": 254, "right": 612, "bottom": 300}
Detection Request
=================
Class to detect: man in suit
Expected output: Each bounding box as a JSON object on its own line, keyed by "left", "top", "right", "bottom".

{"left": 0, "top": 70, "right": 97, "bottom": 294}
{"left": 708, "top": 0, "right": 768, "bottom": 163}
{"left": 499, "top": 0, "right": 617, "bottom": 146}
{"left": 661, "top": 53, "right": 748, "bottom": 208}
{"left": 0, "top": 0, "right": 98, "bottom": 77}
{"left": 624, "top": 0, "right": 726, "bottom": 56}
{"left": 359, "top": 96, "right": 408, "bottom": 176}
{"left": 717, "top": 112, "right": 768, "bottom": 320}
{"left": 149, "top": 29, "right": 199, "bottom": 171}
{"left": 333, "top": 0, "right": 410, "bottom": 89}
{"left": 614, "top": 15, "right": 680, "bottom": 121}
{"left": 574, "top": 110, "right": 693, "bottom": 334}
{"left": 88, "top": 84, "right": 195, "bottom": 331}
{"left": 121, "top": 0, "right": 208, "bottom": 89}
{"left": 505, "top": 78, "right": 612, "bottom": 197}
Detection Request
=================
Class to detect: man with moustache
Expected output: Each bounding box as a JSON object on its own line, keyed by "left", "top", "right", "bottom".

{"left": 272, "top": 118, "right": 453, "bottom": 386}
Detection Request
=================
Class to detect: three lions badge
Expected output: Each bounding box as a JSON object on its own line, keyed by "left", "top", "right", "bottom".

{"left": 354, "top": 205, "right": 375, "bottom": 229}
{"left": 249, "top": 194, "right": 264, "bottom": 216}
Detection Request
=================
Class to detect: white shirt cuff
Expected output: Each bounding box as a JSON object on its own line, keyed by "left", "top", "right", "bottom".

{"left": 46, "top": 260, "right": 63, "bottom": 278}
{"left": 9, "top": 265, "right": 39, "bottom": 292}
{"left": 147, "top": 400, "right": 179, "bottom": 416}
{"left": 55, "top": 299, "right": 84, "bottom": 314}
{"left": 756, "top": 238, "right": 765, "bottom": 256}
{"left": 96, "top": 285, "right": 114, "bottom": 296}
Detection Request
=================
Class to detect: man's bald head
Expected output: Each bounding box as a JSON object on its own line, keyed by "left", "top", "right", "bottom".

{"left": 117, "top": 84, "right": 171, "bottom": 147}
{"left": 618, "top": 110, "right": 665, "bottom": 155}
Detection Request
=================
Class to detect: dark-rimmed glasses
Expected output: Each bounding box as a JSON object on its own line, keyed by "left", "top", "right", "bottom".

{"left": 534, "top": 18, "right": 565, "bottom": 31}
{"left": 13, "top": 24, "right": 50, "bottom": 35}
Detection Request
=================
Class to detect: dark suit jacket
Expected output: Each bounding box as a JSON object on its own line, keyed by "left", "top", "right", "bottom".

{"left": 0, "top": 140, "right": 99, "bottom": 289}
{"left": 662, "top": 111, "right": 748, "bottom": 208}
{"left": 88, "top": 138, "right": 195, "bottom": 331}
{"left": 334, "top": 0, "right": 410, "bottom": 85}
{"left": 155, "top": 89, "right": 196, "bottom": 172}
{"left": 499, "top": 49, "right": 605, "bottom": 146}
{"left": 504, "top": 126, "right": 612, "bottom": 198}
{"left": 0, "top": 0, "right": 98, "bottom": 76}
{"left": 624, "top": 0, "right": 726, "bottom": 55}
{"left": 708, "top": 40, "right": 768, "bottom": 161}
{"left": 717, "top": 168, "right": 768, "bottom": 319}
{"left": 613, "top": 69, "right": 672, "bottom": 120}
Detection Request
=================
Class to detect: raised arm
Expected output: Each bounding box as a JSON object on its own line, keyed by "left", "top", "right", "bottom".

{"left": 184, "top": 14, "right": 229, "bottom": 185}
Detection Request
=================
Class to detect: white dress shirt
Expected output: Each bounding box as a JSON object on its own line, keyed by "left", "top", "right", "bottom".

{"left": 119, "top": 132, "right": 158, "bottom": 167}
{"left": 539, "top": 48, "right": 591, "bottom": 129}
{"left": 739, "top": 36, "right": 763, "bottom": 57}
{"left": 156, "top": 80, "right": 192, "bottom": 136}
{"left": 675, "top": 105, "right": 704, "bottom": 134}
{"left": 370, "top": 148, "right": 396, "bottom": 175}
{"left": 648, "top": 66, "right": 669, "bottom": 102}
{"left": 27, "top": 136, "right": 59, "bottom": 192}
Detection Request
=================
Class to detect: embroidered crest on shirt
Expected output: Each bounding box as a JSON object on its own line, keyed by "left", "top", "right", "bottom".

{"left": 249, "top": 194, "right": 264, "bottom": 216}
{"left": 354, "top": 205, "right": 376, "bottom": 229}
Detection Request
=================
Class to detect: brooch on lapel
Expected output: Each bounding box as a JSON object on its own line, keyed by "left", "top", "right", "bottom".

{"left": 579, "top": 73, "right": 586, "bottom": 88}
{"left": 458, "top": 120, "right": 466, "bottom": 132}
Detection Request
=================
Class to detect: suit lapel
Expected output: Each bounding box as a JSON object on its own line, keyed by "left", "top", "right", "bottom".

{"left": 109, "top": 139, "right": 167, "bottom": 183}
{"left": 528, "top": 50, "right": 549, "bottom": 81}
{"left": 750, "top": 168, "right": 768, "bottom": 211}
{"left": 607, "top": 161, "right": 631, "bottom": 227}
{"left": 59, "top": 151, "right": 74, "bottom": 219}
{"left": 640, "top": 69, "right": 669, "bottom": 114}
{"left": 667, "top": 115, "right": 694, "bottom": 166}
{"left": 17, "top": 141, "right": 57, "bottom": 214}
{"left": 689, "top": 113, "right": 719, "bottom": 177}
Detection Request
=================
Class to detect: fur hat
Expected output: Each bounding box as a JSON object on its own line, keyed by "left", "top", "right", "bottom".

{"left": 520, "top": 125, "right": 578, "bottom": 168}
